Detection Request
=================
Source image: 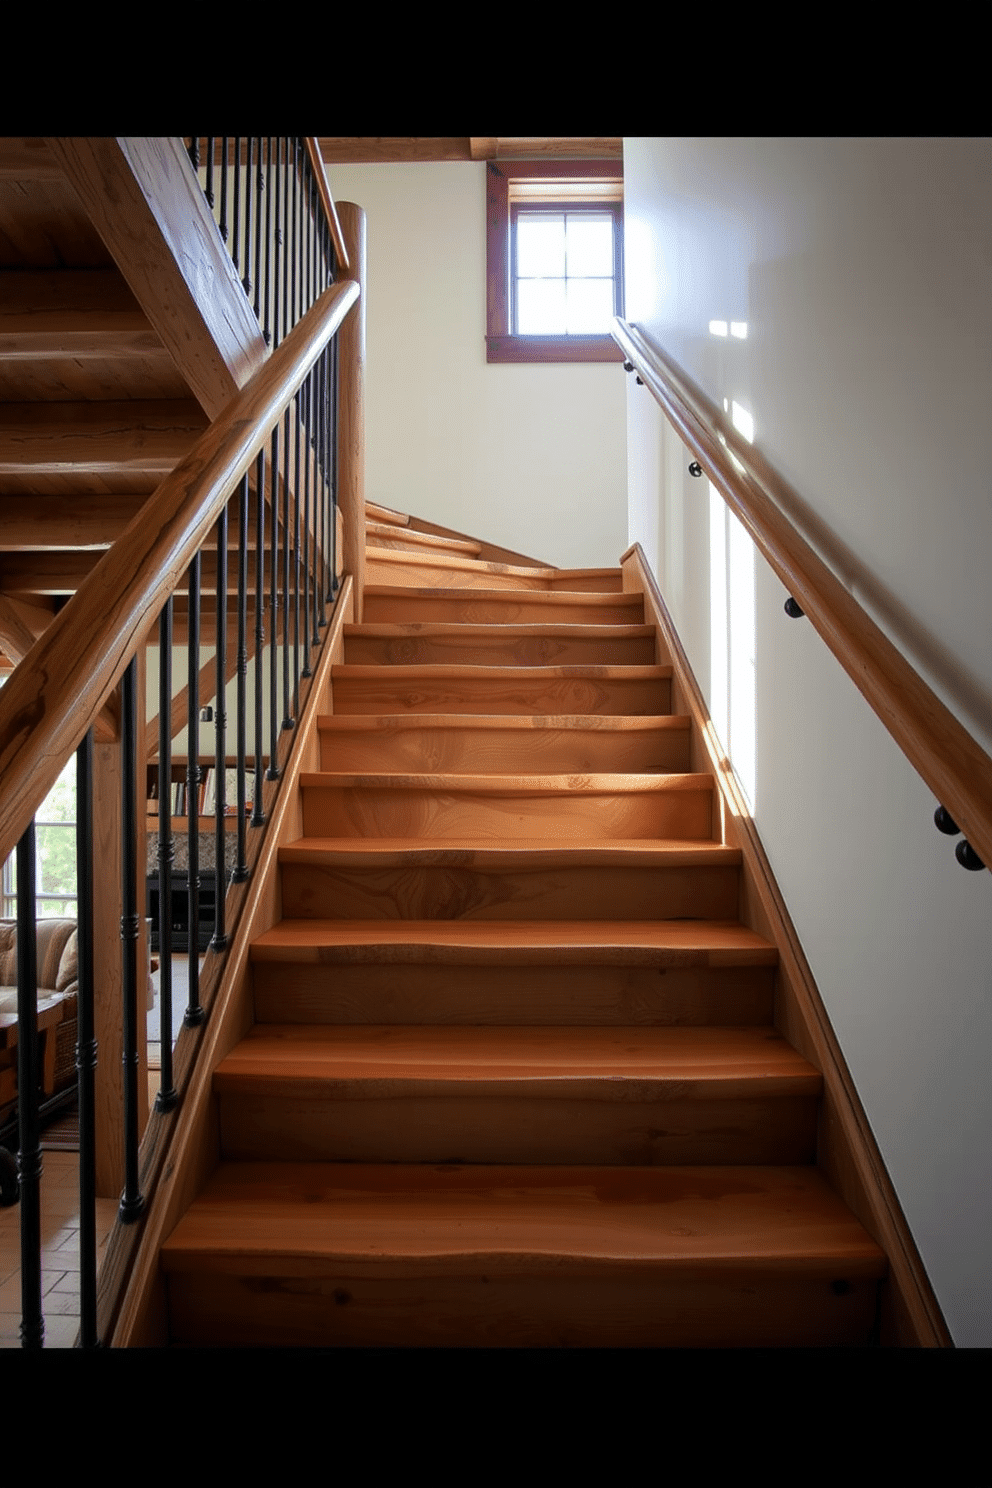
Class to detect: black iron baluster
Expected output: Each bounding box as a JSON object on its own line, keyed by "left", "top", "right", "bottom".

{"left": 304, "top": 363, "right": 315, "bottom": 664}
{"left": 293, "top": 386, "right": 302, "bottom": 717}
{"left": 282, "top": 404, "right": 294, "bottom": 732}
{"left": 263, "top": 136, "right": 273, "bottom": 346}
{"left": 252, "top": 448, "right": 267, "bottom": 824}
{"left": 268, "top": 425, "right": 281, "bottom": 780}
{"left": 15, "top": 825, "right": 43, "bottom": 1349}
{"left": 331, "top": 334, "right": 339, "bottom": 595}
{"left": 119, "top": 658, "right": 144, "bottom": 1225}
{"left": 187, "top": 137, "right": 199, "bottom": 171}
{"left": 75, "top": 729, "right": 99, "bottom": 1346}
{"left": 242, "top": 136, "right": 252, "bottom": 297}
{"left": 253, "top": 137, "right": 264, "bottom": 323}
{"left": 235, "top": 473, "right": 250, "bottom": 879}
{"left": 156, "top": 600, "right": 178, "bottom": 1113}
{"left": 203, "top": 137, "right": 214, "bottom": 208}
{"left": 273, "top": 137, "right": 283, "bottom": 348}
{"left": 232, "top": 137, "right": 241, "bottom": 275}
{"left": 185, "top": 553, "right": 204, "bottom": 1026}
{"left": 282, "top": 137, "right": 290, "bottom": 347}
{"left": 219, "top": 136, "right": 229, "bottom": 243}
{"left": 212, "top": 503, "right": 228, "bottom": 951}
{"left": 290, "top": 138, "right": 298, "bottom": 333}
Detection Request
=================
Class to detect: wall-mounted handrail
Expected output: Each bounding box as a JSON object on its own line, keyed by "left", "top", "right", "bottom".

{"left": 613, "top": 316, "right": 992, "bottom": 874}
{"left": 0, "top": 278, "right": 358, "bottom": 870}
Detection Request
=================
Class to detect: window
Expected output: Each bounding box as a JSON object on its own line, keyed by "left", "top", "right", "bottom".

{"left": 486, "top": 160, "right": 624, "bottom": 363}
{"left": 1, "top": 757, "right": 77, "bottom": 919}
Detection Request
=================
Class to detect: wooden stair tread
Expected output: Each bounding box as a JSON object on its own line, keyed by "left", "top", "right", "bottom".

{"left": 345, "top": 622, "right": 656, "bottom": 640}
{"left": 250, "top": 918, "right": 778, "bottom": 963}
{"left": 279, "top": 837, "right": 741, "bottom": 865}
{"left": 365, "top": 584, "right": 641, "bottom": 605}
{"left": 318, "top": 713, "right": 687, "bottom": 734}
{"left": 365, "top": 502, "right": 409, "bottom": 526}
{"left": 334, "top": 662, "right": 671, "bottom": 681}
{"left": 215, "top": 1025, "right": 818, "bottom": 1094}
{"left": 161, "top": 1163, "right": 887, "bottom": 1275}
{"left": 365, "top": 549, "right": 619, "bottom": 582}
{"left": 364, "top": 523, "right": 482, "bottom": 555}
{"left": 300, "top": 770, "right": 712, "bottom": 793}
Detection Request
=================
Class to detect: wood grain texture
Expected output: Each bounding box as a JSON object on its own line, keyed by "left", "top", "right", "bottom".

{"left": 330, "top": 662, "right": 673, "bottom": 717}
{"left": 48, "top": 138, "right": 267, "bottom": 419}
{"left": 363, "top": 585, "right": 644, "bottom": 625}
{"left": 343, "top": 622, "right": 657, "bottom": 667}
{"left": 0, "top": 279, "right": 358, "bottom": 868}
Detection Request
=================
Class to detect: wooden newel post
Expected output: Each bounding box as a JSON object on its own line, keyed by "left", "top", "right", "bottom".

{"left": 337, "top": 202, "right": 366, "bottom": 623}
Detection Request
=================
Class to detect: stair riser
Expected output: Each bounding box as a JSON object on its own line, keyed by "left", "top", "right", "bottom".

{"left": 165, "top": 1271, "right": 882, "bottom": 1349}
{"left": 252, "top": 962, "right": 775, "bottom": 1027}
{"left": 279, "top": 862, "right": 741, "bottom": 920}
{"left": 364, "top": 530, "right": 481, "bottom": 557}
{"left": 218, "top": 1092, "right": 817, "bottom": 1166}
{"left": 300, "top": 782, "right": 713, "bottom": 842}
{"left": 342, "top": 635, "right": 658, "bottom": 666}
{"left": 363, "top": 594, "right": 645, "bottom": 625}
{"left": 331, "top": 675, "right": 672, "bottom": 717}
{"left": 318, "top": 724, "right": 692, "bottom": 775}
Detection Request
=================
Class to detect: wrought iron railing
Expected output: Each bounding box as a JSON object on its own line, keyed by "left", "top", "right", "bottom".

{"left": 0, "top": 139, "right": 359, "bottom": 1347}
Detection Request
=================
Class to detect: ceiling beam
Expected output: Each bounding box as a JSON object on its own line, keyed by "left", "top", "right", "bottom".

{"left": 319, "top": 138, "right": 622, "bottom": 165}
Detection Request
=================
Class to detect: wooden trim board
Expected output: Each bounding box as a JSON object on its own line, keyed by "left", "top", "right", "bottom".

{"left": 622, "top": 541, "right": 952, "bottom": 1348}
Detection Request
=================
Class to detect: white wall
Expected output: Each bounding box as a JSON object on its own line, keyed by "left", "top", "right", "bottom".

{"left": 624, "top": 137, "right": 992, "bottom": 1346}
{"left": 324, "top": 163, "right": 627, "bottom": 570}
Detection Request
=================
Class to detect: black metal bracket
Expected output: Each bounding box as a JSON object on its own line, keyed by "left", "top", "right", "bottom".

{"left": 688, "top": 462, "right": 703, "bottom": 478}
{"left": 784, "top": 597, "right": 805, "bottom": 619}
{"left": 933, "top": 804, "right": 986, "bottom": 870}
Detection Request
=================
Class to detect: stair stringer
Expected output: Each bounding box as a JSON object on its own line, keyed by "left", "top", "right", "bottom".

{"left": 621, "top": 541, "right": 951, "bottom": 1347}
{"left": 105, "top": 578, "right": 355, "bottom": 1348}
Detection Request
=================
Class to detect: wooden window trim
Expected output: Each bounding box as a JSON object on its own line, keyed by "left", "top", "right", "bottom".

{"left": 486, "top": 159, "right": 625, "bottom": 365}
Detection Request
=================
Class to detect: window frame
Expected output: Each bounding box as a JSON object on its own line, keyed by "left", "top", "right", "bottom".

{"left": 486, "top": 159, "right": 625, "bottom": 364}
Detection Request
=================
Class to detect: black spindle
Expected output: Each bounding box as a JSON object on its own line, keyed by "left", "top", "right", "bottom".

{"left": 282, "top": 405, "right": 294, "bottom": 731}
{"left": 15, "top": 825, "right": 43, "bottom": 1349}
{"left": 253, "top": 137, "right": 265, "bottom": 323}
{"left": 232, "top": 137, "right": 241, "bottom": 273}
{"left": 185, "top": 554, "right": 204, "bottom": 1026}
{"left": 118, "top": 657, "right": 145, "bottom": 1225}
{"left": 204, "top": 137, "right": 214, "bottom": 208}
{"left": 242, "top": 136, "right": 253, "bottom": 296}
{"left": 268, "top": 426, "right": 281, "bottom": 779}
{"left": 234, "top": 473, "right": 250, "bottom": 880}
{"left": 263, "top": 136, "right": 273, "bottom": 345}
{"left": 156, "top": 600, "right": 178, "bottom": 1112}
{"left": 75, "top": 730, "right": 99, "bottom": 1346}
{"left": 219, "top": 136, "right": 229, "bottom": 243}
{"left": 252, "top": 449, "right": 267, "bottom": 822}
{"left": 212, "top": 505, "right": 228, "bottom": 951}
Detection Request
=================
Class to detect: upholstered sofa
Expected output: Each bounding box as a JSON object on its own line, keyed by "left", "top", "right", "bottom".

{"left": 0, "top": 918, "right": 79, "bottom": 1117}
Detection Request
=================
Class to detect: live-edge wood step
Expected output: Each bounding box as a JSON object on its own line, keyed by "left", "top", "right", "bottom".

{"left": 299, "top": 770, "right": 714, "bottom": 841}
{"left": 343, "top": 622, "right": 658, "bottom": 666}
{"left": 363, "top": 584, "right": 645, "bottom": 626}
{"left": 331, "top": 663, "right": 673, "bottom": 717}
{"left": 318, "top": 713, "right": 693, "bottom": 775}
{"left": 161, "top": 1163, "right": 887, "bottom": 1347}
{"left": 277, "top": 839, "right": 743, "bottom": 920}
{"left": 250, "top": 919, "right": 778, "bottom": 1027}
{"left": 215, "top": 1024, "right": 820, "bottom": 1166}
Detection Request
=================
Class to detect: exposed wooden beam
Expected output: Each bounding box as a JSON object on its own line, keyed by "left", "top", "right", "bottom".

{"left": 47, "top": 138, "right": 268, "bottom": 418}
{"left": 0, "top": 593, "right": 56, "bottom": 660}
{"left": 320, "top": 137, "right": 622, "bottom": 164}
{"left": 0, "top": 400, "right": 207, "bottom": 475}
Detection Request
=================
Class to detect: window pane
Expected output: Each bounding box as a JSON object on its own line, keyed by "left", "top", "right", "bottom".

{"left": 516, "top": 215, "right": 565, "bottom": 277}
{"left": 565, "top": 278, "right": 615, "bottom": 334}
{"left": 517, "top": 279, "right": 567, "bottom": 334}
{"left": 565, "top": 213, "right": 614, "bottom": 277}
{"left": 36, "top": 824, "right": 76, "bottom": 899}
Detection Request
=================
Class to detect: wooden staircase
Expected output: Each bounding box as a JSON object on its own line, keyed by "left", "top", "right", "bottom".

{"left": 158, "top": 507, "right": 888, "bottom": 1347}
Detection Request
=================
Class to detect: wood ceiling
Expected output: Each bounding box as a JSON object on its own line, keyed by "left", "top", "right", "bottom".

{"left": 318, "top": 138, "right": 622, "bottom": 164}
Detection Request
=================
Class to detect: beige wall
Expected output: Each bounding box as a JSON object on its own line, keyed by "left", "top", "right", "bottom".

{"left": 325, "top": 162, "right": 627, "bottom": 570}
{"left": 624, "top": 138, "right": 992, "bottom": 1346}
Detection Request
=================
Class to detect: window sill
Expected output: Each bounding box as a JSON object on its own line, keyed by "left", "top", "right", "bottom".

{"left": 486, "top": 334, "right": 625, "bottom": 365}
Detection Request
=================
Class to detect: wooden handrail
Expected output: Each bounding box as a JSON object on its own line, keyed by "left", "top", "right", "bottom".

{"left": 613, "top": 316, "right": 992, "bottom": 874}
{"left": 0, "top": 278, "right": 359, "bottom": 868}
{"left": 304, "top": 138, "right": 350, "bottom": 275}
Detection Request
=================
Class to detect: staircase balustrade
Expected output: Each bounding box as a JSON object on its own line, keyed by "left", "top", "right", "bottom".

{"left": 0, "top": 143, "right": 362, "bottom": 1346}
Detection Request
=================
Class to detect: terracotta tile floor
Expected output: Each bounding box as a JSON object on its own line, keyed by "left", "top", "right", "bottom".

{"left": 0, "top": 1148, "right": 117, "bottom": 1348}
